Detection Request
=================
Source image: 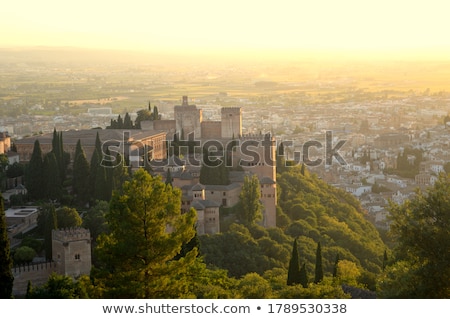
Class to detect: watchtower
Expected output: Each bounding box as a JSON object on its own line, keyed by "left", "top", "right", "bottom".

{"left": 52, "top": 227, "right": 91, "bottom": 277}
{"left": 174, "top": 96, "right": 203, "bottom": 138}
{"left": 221, "top": 107, "right": 242, "bottom": 139}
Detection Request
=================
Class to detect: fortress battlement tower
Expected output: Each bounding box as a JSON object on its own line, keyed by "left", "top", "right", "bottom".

{"left": 174, "top": 96, "right": 203, "bottom": 138}
{"left": 221, "top": 107, "right": 242, "bottom": 139}
{"left": 52, "top": 227, "right": 91, "bottom": 277}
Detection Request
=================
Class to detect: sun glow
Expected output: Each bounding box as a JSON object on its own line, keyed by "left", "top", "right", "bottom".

{"left": 2, "top": 0, "right": 450, "bottom": 59}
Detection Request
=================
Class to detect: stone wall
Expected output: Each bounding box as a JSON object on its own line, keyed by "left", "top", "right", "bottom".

{"left": 12, "top": 262, "right": 58, "bottom": 296}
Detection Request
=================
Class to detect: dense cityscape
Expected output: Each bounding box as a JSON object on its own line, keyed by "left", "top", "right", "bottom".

{"left": 1, "top": 47, "right": 450, "bottom": 299}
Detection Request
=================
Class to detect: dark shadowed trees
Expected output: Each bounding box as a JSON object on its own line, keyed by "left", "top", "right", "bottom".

{"left": 26, "top": 140, "right": 44, "bottom": 200}
{"left": 287, "top": 238, "right": 301, "bottom": 286}
{"left": 0, "top": 196, "right": 13, "bottom": 298}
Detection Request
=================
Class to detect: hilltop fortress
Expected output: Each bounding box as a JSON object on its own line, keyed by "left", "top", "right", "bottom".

{"left": 10, "top": 96, "right": 278, "bottom": 296}
{"left": 141, "top": 96, "right": 243, "bottom": 140}
{"left": 13, "top": 96, "right": 277, "bottom": 233}
{"left": 149, "top": 96, "right": 277, "bottom": 231}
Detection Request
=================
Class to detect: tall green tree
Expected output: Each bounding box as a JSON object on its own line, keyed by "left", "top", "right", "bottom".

{"left": 333, "top": 253, "right": 340, "bottom": 278}
{"left": 238, "top": 174, "right": 263, "bottom": 225}
{"left": 43, "top": 152, "right": 63, "bottom": 201}
{"left": 165, "top": 169, "right": 173, "bottom": 186}
{"left": 72, "top": 140, "right": 90, "bottom": 205}
{"left": 153, "top": 106, "right": 159, "bottom": 120}
{"left": 287, "top": 238, "right": 301, "bottom": 285}
{"left": 299, "top": 263, "right": 308, "bottom": 288}
{"left": 94, "top": 168, "right": 197, "bottom": 298}
{"left": 123, "top": 112, "right": 133, "bottom": 129}
{"left": 26, "top": 140, "right": 44, "bottom": 200}
{"left": 89, "top": 149, "right": 101, "bottom": 202}
{"left": 382, "top": 250, "right": 388, "bottom": 271}
{"left": 40, "top": 204, "right": 58, "bottom": 261}
{"left": 94, "top": 131, "right": 102, "bottom": 156}
{"left": 378, "top": 174, "right": 450, "bottom": 298}
{"left": 94, "top": 165, "right": 109, "bottom": 202}
{"left": 50, "top": 129, "right": 68, "bottom": 183}
{"left": 0, "top": 195, "right": 13, "bottom": 298}
{"left": 314, "top": 241, "right": 323, "bottom": 284}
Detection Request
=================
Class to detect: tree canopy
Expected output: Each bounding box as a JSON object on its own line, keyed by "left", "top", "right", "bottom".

{"left": 0, "top": 196, "right": 13, "bottom": 298}
{"left": 238, "top": 174, "right": 263, "bottom": 225}
{"left": 94, "top": 168, "right": 197, "bottom": 298}
{"left": 378, "top": 173, "right": 450, "bottom": 298}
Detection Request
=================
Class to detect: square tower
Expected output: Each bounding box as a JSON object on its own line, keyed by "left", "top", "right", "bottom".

{"left": 221, "top": 107, "right": 242, "bottom": 139}
{"left": 174, "top": 96, "right": 203, "bottom": 138}
{"left": 52, "top": 228, "right": 92, "bottom": 277}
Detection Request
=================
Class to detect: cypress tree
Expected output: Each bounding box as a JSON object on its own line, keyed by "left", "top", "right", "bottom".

{"left": 51, "top": 128, "right": 59, "bottom": 158}
{"left": 382, "top": 249, "right": 388, "bottom": 271}
{"left": 43, "top": 204, "right": 57, "bottom": 261}
{"left": 287, "top": 238, "right": 301, "bottom": 285}
{"left": 95, "top": 131, "right": 102, "bottom": 156}
{"left": 26, "top": 140, "right": 44, "bottom": 200}
{"left": 73, "top": 139, "right": 83, "bottom": 191}
{"left": 117, "top": 115, "right": 123, "bottom": 128}
{"left": 299, "top": 263, "right": 308, "bottom": 288}
{"left": 43, "top": 152, "right": 62, "bottom": 201}
{"left": 124, "top": 112, "right": 133, "bottom": 129}
{"left": 314, "top": 241, "right": 324, "bottom": 284}
{"left": 59, "top": 132, "right": 69, "bottom": 182}
{"left": 103, "top": 147, "right": 114, "bottom": 199}
{"left": 94, "top": 165, "right": 109, "bottom": 202}
{"left": 73, "top": 140, "right": 90, "bottom": 205}
{"left": 153, "top": 106, "right": 159, "bottom": 120}
{"left": 0, "top": 195, "right": 14, "bottom": 298}
{"left": 51, "top": 129, "right": 62, "bottom": 180}
{"left": 332, "top": 253, "right": 340, "bottom": 278}
{"left": 89, "top": 149, "right": 101, "bottom": 202}
{"left": 165, "top": 169, "right": 173, "bottom": 186}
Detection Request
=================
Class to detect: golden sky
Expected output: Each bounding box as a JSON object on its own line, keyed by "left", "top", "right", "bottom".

{"left": 2, "top": 0, "right": 450, "bottom": 57}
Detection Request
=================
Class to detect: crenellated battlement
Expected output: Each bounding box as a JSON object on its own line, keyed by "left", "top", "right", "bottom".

{"left": 12, "top": 261, "right": 57, "bottom": 275}
{"left": 221, "top": 107, "right": 242, "bottom": 112}
{"left": 239, "top": 133, "right": 275, "bottom": 141}
{"left": 52, "top": 227, "right": 91, "bottom": 242}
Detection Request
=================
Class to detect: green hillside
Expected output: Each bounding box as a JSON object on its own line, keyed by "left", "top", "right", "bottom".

{"left": 199, "top": 165, "right": 387, "bottom": 290}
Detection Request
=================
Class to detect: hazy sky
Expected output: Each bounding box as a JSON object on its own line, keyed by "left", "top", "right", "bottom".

{"left": 2, "top": 0, "right": 450, "bottom": 57}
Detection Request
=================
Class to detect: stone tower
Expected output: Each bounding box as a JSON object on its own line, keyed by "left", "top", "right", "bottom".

{"left": 52, "top": 228, "right": 91, "bottom": 278}
{"left": 174, "top": 96, "right": 203, "bottom": 138}
{"left": 221, "top": 107, "right": 242, "bottom": 139}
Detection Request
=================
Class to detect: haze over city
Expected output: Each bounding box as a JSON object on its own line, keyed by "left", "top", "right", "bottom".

{"left": 2, "top": 0, "right": 450, "bottom": 60}
{"left": 2, "top": 0, "right": 450, "bottom": 305}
